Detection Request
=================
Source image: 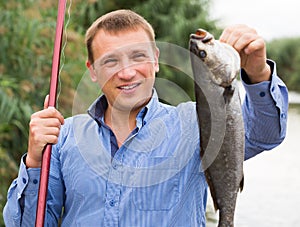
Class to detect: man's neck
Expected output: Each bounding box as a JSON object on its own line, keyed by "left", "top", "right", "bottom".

{"left": 104, "top": 106, "right": 140, "bottom": 147}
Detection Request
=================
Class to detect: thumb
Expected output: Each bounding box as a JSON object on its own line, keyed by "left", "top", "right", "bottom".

{"left": 44, "top": 95, "right": 49, "bottom": 109}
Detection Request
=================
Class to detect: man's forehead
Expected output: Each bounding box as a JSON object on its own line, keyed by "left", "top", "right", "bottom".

{"left": 94, "top": 28, "right": 151, "bottom": 43}
{"left": 104, "top": 42, "right": 154, "bottom": 54}
{"left": 92, "top": 29, "right": 156, "bottom": 60}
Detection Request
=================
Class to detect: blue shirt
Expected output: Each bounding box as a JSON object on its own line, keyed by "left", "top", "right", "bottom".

{"left": 4, "top": 61, "right": 288, "bottom": 226}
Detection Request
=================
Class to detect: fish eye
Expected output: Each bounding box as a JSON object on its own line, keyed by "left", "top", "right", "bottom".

{"left": 199, "top": 50, "right": 207, "bottom": 58}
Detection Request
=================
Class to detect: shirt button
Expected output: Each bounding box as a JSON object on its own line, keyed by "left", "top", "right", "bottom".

{"left": 109, "top": 200, "right": 115, "bottom": 207}
{"left": 259, "top": 91, "right": 266, "bottom": 97}
{"left": 281, "top": 113, "right": 286, "bottom": 119}
{"left": 112, "top": 163, "right": 118, "bottom": 170}
{"left": 22, "top": 178, "right": 27, "bottom": 184}
{"left": 33, "top": 179, "right": 38, "bottom": 184}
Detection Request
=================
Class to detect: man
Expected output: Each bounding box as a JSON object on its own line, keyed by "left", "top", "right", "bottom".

{"left": 4, "top": 9, "right": 288, "bottom": 226}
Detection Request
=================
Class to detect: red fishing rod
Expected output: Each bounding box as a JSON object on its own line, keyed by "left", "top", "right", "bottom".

{"left": 35, "top": 0, "right": 67, "bottom": 226}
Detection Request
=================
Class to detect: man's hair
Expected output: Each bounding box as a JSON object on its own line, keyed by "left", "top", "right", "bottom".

{"left": 85, "top": 9, "right": 156, "bottom": 64}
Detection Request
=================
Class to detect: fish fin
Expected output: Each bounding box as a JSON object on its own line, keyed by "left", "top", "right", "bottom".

{"left": 239, "top": 174, "right": 244, "bottom": 192}
{"left": 223, "top": 85, "right": 234, "bottom": 103}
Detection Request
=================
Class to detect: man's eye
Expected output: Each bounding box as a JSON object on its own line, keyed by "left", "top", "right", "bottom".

{"left": 103, "top": 58, "right": 118, "bottom": 66}
{"left": 132, "top": 53, "right": 147, "bottom": 61}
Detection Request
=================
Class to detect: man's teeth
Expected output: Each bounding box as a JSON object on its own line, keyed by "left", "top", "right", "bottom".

{"left": 120, "top": 84, "right": 138, "bottom": 90}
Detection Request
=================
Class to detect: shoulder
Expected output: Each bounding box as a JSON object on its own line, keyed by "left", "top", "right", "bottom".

{"left": 176, "top": 101, "right": 196, "bottom": 116}
{"left": 149, "top": 101, "right": 196, "bottom": 119}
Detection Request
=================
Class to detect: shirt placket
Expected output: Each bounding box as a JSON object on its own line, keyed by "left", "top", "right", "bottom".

{"left": 100, "top": 103, "right": 145, "bottom": 226}
{"left": 103, "top": 152, "right": 123, "bottom": 227}
{"left": 102, "top": 125, "right": 141, "bottom": 227}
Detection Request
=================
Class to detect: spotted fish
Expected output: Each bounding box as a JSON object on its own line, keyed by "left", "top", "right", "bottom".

{"left": 189, "top": 29, "right": 244, "bottom": 227}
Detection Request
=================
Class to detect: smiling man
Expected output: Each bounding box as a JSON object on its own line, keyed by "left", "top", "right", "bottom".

{"left": 86, "top": 27, "right": 159, "bottom": 146}
{"left": 4, "top": 9, "right": 288, "bottom": 226}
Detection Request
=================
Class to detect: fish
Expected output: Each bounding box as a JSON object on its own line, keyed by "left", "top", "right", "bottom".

{"left": 189, "top": 28, "right": 245, "bottom": 227}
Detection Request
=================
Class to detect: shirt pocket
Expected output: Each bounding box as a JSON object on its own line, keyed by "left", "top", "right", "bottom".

{"left": 132, "top": 156, "right": 180, "bottom": 211}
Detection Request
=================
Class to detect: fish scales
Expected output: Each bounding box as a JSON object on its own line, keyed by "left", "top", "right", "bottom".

{"left": 189, "top": 29, "right": 245, "bottom": 227}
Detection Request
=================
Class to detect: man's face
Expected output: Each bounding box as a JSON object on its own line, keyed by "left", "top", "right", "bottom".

{"left": 88, "top": 28, "right": 159, "bottom": 113}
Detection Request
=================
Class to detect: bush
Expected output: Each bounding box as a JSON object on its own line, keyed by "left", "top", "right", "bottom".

{"left": 267, "top": 37, "right": 300, "bottom": 92}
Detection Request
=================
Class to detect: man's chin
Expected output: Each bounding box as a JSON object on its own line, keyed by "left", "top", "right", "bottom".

{"left": 113, "top": 95, "right": 151, "bottom": 113}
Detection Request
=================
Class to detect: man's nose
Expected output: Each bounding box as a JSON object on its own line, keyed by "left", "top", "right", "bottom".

{"left": 117, "top": 64, "right": 136, "bottom": 80}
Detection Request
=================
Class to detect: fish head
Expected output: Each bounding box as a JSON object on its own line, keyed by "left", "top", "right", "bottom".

{"left": 189, "top": 29, "right": 240, "bottom": 88}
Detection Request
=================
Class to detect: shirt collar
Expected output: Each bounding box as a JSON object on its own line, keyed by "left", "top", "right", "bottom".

{"left": 87, "top": 89, "right": 159, "bottom": 128}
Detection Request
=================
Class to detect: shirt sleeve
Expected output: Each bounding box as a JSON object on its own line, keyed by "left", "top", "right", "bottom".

{"left": 3, "top": 153, "right": 64, "bottom": 226}
{"left": 241, "top": 60, "right": 288, "bottom": 160}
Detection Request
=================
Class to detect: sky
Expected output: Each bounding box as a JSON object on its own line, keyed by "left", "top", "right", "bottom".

{"left": 209, "top": 0, "right": 300, "bottom": 41}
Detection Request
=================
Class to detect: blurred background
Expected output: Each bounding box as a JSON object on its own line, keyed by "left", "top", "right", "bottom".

{"left": 210, "top": 1, "right": 300, "bottom": 226}
{"left": 1, "top": 0, "right": 299, "bottom": 226}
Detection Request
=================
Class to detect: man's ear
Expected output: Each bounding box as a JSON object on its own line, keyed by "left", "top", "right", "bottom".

{"left": 86, "top": 61, "right": 97, "bottom": 82}
{"left": 154, "top": 47, "right": 160, "bottom": 73}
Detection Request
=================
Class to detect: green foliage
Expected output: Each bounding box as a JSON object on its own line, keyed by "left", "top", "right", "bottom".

{"left": 267, "top": 37, "right": 300, "bottom": 92}
{"left": 0, "top": 85, "right": 32, "bottom": 156}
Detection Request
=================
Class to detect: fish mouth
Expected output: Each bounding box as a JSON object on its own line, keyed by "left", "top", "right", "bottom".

{"left": 190, "top": 29, "right": 213, "bottom": 43}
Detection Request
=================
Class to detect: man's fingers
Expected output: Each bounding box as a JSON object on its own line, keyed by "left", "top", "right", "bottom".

{"left": 30, "top": 117, "right": 63, "bottom": 129}
{"left": 31, "top": 108, "right": 64, "bottom": 125}
{"left": 219, "top": 24, "right": 258, "bottom": 48}
{"left": 242, "top": 37, "right": 265, "bottom": 55}
{"left": 29, "top": 118, "right": 62, "bottom": 148}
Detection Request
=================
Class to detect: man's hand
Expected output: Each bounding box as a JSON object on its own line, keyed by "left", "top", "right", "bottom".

{"left": 26, "top": 95, "right": 64, "bottom": 168}
{"left": 219, "top": 24, "right": 271, "bottom": 83}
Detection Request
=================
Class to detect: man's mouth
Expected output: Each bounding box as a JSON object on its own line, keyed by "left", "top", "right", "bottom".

{"left": 118, "top": 83, "right": 140, "bottom": 91}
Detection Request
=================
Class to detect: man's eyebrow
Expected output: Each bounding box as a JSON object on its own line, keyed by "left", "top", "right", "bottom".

{"left": 101, "top": 52, "right": 118, "bottom": 59}
{"left": 129, "top": 47, "right": 152, "bottom": 56}
{"left": 97, "top": 46, "right": 150, "bottom": 63}
{"left": 97, "top": 53, "right": 118, "bottom": 64}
